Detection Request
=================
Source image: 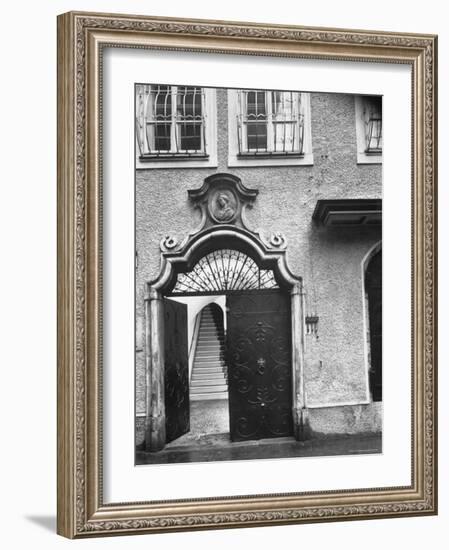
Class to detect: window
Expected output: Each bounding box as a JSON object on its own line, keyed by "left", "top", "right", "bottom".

{"left": 136, "top": 84, "right": 217, "bottom": 168}
{"left": 228, "top": 89, "right": 313, "bottom": 167}
{"left": 355, "top": 95, "right": 383, "bottom": 164}
{"left": 238, "top": 90, "right": 304, "bottom": 155}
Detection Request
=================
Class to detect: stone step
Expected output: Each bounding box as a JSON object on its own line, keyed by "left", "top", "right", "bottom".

{"left": 190, "top": 377, "right": 227, "bottom": 387}
{"left": 192, "top": 365, "right": 227, "bottom": 372}
{"left": 192, "top": 372, "right": 227, "bottom": 381}
{"left": 190, "top": 392, "right": 228, "bottom": 401}
{"left": 195, "top": 358, "right": 222, "bottom": 364}
{"left": 195, "top": 349, "right": 223, "bottom": 355}
{"left": 190, "top": 384, "right": 228, "bottom": 394}
{"left": 196, "top": 341, "right": 223, "bottom": 347}
{"left": 189, "top": 306, "right": 228, "bottom": 398}
{"left": 190, "top": 369, "right": 228, "bottom": 383}
{"left": 193, "top": 365, "right": 226, "bottom": 372}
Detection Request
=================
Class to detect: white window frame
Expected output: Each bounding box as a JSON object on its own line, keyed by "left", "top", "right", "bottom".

{"left": 136, "top": 86, "right": 217, "bottom": 169}
{"left": 355, "top": 95, "right": 383, "bottom": 165}
{"left": 227, "top": 89, "right": 313, "bottom": 167}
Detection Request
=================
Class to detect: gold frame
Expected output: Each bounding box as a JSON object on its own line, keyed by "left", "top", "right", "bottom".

{"left": 57, "top": 10, "right": 438, "bottom": 538}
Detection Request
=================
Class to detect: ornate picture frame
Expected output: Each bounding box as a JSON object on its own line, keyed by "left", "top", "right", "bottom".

{"left": 57, "top": 11, "right": 437, "bottom": 538}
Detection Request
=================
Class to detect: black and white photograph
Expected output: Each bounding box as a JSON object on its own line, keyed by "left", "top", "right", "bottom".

{"left": 134, "top": 84, "right": 383, "bottom": 465}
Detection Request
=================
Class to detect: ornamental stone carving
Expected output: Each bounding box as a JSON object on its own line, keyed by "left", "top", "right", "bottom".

{"left": 208, "top": 188, "right": 238, "bottom": 224}
{"left": 188, "top": 173, "right": 258, "bottom": 232}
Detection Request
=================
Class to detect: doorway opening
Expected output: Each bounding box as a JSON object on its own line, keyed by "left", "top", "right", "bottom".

{"left": 365, "top": 246, "right": 382, "bottom": 402}
{"left": 161, "top": 246, "right": 295, "bottom": 449}
{"left": 164, "top": 298, "right": 230, "bottom": 448}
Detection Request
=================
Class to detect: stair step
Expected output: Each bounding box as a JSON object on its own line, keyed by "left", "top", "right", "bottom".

{"left": 196, "top": 341, "right": 223, "bottom": 347}
{"left": 192, "top": 362, "right": 226, "bottom": 370}
{"left": 189, "top": 306, "right": 228, "bottom": 398}
{"left": 191, "top": 384, "right": 228, "bottom": 394}
{"left": 192, "top": 369, "right": 226, "bottom": 380}
{"left": 192, "top": 378, "right": 228, "bottom": 384}
{"left": 190, "top": 393, "right": 228, "bottom": 401}
{"left": 192, "top": 361, "right": 226, "bottom": 370}
{"left": 196, "top": 343, "right": 223, "bottom": 348}
{"left": 190, "top": 377, "right": 227, "bottom": 387}
{"left": 192, "top": 371, "right": 227, "bottom": 378}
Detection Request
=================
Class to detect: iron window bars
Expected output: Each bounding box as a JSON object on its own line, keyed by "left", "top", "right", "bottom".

{"left": 171, "top": 249, "right": 279, "bottom": 294}
{"left": 136, "top": 84, "right": 208, "bottom": 159}
{"left": 237, "top": 90, "right": 305, "bottom": 157}
{"left": 363, "top": 96, "right": 382, "bottom": 154}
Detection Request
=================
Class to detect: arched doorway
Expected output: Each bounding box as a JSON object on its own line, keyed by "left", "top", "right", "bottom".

{"left": 143, "top": 174, "right": 306, "bottom": 451}
{"left": 164, "top": 247, "right": 294, "bottom": 444}
{"left": 365, "top": 247, "right": 382, "bottom": 401}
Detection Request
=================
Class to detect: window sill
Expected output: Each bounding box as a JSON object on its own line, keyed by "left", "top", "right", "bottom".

{"left": 139, "top": 153, "right": 209, "bottom": 161}
{"left": 237, "top": 151, "right": 305, "bottom": 159}
{"left": 228, "top": 151, "right": 313, "bottom": 168}
{"left": 136, "top": 153, "right": 217, "bottom": 170}
{"left": 357, "top": 151, "right": 383, "bottom": 165}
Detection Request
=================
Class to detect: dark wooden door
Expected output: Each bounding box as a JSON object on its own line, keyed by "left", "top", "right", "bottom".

{"left": 226, "top": 290, "right": 293, "bottom": 442}
{"left": 164, "top": 298, "right": 190, "bottom": 443}
{"left": 365, "top": 250, "right": 382, "bottom": 401}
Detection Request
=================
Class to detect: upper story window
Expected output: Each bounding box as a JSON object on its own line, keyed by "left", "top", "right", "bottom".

{"left": 136, "top": 84, "right": 217, "bottom": 168}
{"left": 228, "top": 89, "right": 313, "bottom": 167}
{"left": 238, "top": 90, "right": 304, "bottom": 155}
{"left": 355, "top": 95, "right": 382, "bottom": 164}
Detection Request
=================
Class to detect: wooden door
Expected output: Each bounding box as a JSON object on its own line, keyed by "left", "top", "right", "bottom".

{"left": 164, "top": 298, "right": 190, "bottom": 443}
{"left": 226, "top": 290, "right": 293, "bottom": 442}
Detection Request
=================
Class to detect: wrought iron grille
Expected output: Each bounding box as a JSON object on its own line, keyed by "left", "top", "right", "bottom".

{"left": 171, "top": 249, "right": 279, "bottom": 293}
{"left": 237, "top": 90, "right": 304, "bottom": 156}
{"left": 363, "top": 96, "right": 382, "bottom": 154}
{"left": 136, "top": 84, "right": 207, "bottom": 158}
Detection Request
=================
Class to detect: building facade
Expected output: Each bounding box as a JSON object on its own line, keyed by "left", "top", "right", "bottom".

{"left": 135, "top": 86, "right": 382, "bottom": 451}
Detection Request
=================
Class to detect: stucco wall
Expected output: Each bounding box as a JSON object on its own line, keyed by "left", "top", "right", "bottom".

{"left": 135, "top": 89, "right": 381, "bottom": 416}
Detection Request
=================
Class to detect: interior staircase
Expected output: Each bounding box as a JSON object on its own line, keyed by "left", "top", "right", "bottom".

{"left": 190, "top": 305, "right": 228, "bottom": 401}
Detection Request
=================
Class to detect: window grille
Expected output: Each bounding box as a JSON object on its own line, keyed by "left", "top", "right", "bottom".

{"left": 136, "top": 84, "right": 207, "bottom": 158}
{"left": 363, "top": 96, "right": 382, "bottom": 154}
{"left": 171, "top": 249, "right": 279, "bottom": 294}
{"left": 236, "top": 90, "right": 304, "bottom": 156}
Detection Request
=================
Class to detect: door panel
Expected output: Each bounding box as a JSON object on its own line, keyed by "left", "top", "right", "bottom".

{"left": 226, "top": 290, "right": 293, "bottom": 442}
{"left": 164, "top": 298, "right": 190, "bottom": 443}
{"left": 365, "top": 250, "right": 382, "bottom": 401}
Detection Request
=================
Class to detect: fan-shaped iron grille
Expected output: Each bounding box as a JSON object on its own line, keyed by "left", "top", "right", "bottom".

{"left": 172, "top": 249, "right": 279, "bottom": 293}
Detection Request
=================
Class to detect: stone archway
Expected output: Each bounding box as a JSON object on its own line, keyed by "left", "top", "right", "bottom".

{"left": 143, "top": 174, "right": 307, "bottom": 451}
